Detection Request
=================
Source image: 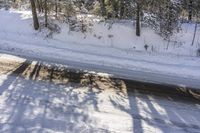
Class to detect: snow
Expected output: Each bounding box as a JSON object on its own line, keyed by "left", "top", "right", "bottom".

{"left": 0, "top": 9, "right": 200, "bottom": 89}
{"left": 0, "top": 55, "right": 200, "bottom": 133}
{"left": 0, "top": 6, "right": 200, "bottom": 131}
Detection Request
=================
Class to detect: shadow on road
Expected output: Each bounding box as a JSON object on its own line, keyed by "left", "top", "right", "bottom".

{"left": 0, "top": 60, "right": 30, "bottom": 95}
{"left": 125, "top": 80, "right": 200, "bottom": 133}
{"left": 0, "top": 60, "right": 200, "bottom": 132}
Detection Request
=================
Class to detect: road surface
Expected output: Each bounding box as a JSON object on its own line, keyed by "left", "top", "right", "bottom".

{"left": 0, "top": 54, "right": 200, "bottom": 133}
{"left": 0, "top": 50, "right": 200, "bottom": 90}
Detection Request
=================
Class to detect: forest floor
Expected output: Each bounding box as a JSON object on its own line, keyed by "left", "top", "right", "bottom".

{"left": 0, "top": 54, "right": 200, "bottom": 133}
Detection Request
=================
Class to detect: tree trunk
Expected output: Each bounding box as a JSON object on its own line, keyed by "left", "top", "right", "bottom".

{"left": 136, "top": 3, "right": 141, "bottom": 36}
{"left": 55, "top": 0, "right": 58, "bottom": 18}
{"left": 119, "top": 0, "right": 125, "bottom": 19}
{"left": 110, "top": 0, "right": 118, "bottom": 18}
{"left": 188, "top": 0, "right": 193, "bottom": 21}
{"left": 59, "top": 0, "right": 62, "bottom": 12}
{"left": 99, "top": 0, "right": 106, "bottom": 16}
{"left": 191, "top": 22, "right": 198, "bottom": 46}
{"left": 36, "top": 0, "right": 41, "bottom": 13}
{"left": 44, "top": 0, "right": 48, "bottom": 27}
{"left": 30, "top": 0, "right": 39, "bottom": 30}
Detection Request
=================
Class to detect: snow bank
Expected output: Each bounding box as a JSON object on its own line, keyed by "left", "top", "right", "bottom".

{"left": 0, "top": 9, "right": 199, "bottom": 56}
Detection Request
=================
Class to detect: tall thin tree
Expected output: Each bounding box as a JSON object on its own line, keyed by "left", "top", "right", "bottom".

{"left": 136, "top": 2, "right": 141, "bottom": 36}
{"left": 44, "top": 0, "right": 48, "bottom": 27}
{"left": 188, "top": 0, "right": 193, "bottom": 21}
{"left": 30, "top": 0, "right": 39, "bottom": 30}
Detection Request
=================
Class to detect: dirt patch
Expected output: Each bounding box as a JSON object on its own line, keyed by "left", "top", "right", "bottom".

{"left": 0, "top": 59, "right": 23, "bottom": 74}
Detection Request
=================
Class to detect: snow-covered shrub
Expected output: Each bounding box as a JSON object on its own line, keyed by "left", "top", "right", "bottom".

{"left": 92, "top": 2, "right": 101, "bottom": 16}
{"left": 67, "top": 15, "right": 93, "bottom": 33}
{"left": 68, "top": 18, "right": 87, "bottom": 33}
{"left": 143, "top": 1, "right": 181, "bottom": 39}
{"left": 12, "top": 0, "right": 29, "bottom": 10}
{"left": 39, "top": 23, "right": 61, "bottom": 38}
{"left": 0, "top": 2, "right": 10, "bottom": 10}
{"left": 63, "top": 1, "right": 76, "bottom": 18}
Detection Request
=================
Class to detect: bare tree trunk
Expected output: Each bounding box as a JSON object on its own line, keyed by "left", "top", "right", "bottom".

{"left": 59, "top": 0, "right": 62, "bottom": 12}
{"left": 44, "top": 0, "right": 48, "bottom": 27}
{"left": 191, "top": 22, "right": 198, "bottom": 46}
{"left": 188, "top": 0, "right": 193, "bottom": 21}
{"left": 30, "top": 0, "right": 39, "bottom": 30}
{"left": 136, "top": 3, "right": 141, "bottom": 36}
{"left": 36, "top": 0, "right": 41, "bottom": 13}
{"left": 55, "top": 0, "right": 58, "bottom": 18}
{"left": 119, "top": 0, "right": 125, "bottom": 19}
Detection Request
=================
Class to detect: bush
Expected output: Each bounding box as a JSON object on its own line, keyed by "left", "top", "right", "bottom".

{"left": 92, "top": 2, "right": 101, "bottom": 16}
{"left": 39, "top": 22, "right": 61, "bottom": 38}
{"left": 68, "top": 16, "right": 92, "bottom": 33}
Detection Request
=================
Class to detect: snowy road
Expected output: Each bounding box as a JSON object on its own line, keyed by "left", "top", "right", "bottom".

{"left": 0, "top": 54, "right": 200, "bottom": 133}
{"left": 0, "top": 49, "right": 200, "bottom": 90}
{"left": 0, "top": 9, "right": 200, "bottom": 89}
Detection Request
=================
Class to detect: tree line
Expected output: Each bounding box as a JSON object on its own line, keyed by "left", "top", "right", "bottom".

{"left": 3, "top": 0, "right": 200, "bottom": 38}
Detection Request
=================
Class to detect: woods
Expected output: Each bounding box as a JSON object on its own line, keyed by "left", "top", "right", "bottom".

{"left": 27, "top": 0, "right": 199, "bottom": 38}
{"left": 1, "top": 0, "right": 200, "bottom": 40}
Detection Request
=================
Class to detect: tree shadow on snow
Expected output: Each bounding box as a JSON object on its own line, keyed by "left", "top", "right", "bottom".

{"left": 109, "top": 79, "right": 200, "bottom": 133}
{"left": 0, "top": 60, "right": 200, "bottom": 133}
{"left": 0, "top": 61, "right": 110, "bottom": 133}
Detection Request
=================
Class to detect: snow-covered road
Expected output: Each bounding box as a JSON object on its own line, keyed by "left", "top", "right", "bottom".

{"left": 0, "top": 45, "right": 199, "bottom": 89}
{"left": 0, "top": 9, "right": 200, "bottom": 89}
{"left": 0, "top": 54, "right": 200, "bottom": 133}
